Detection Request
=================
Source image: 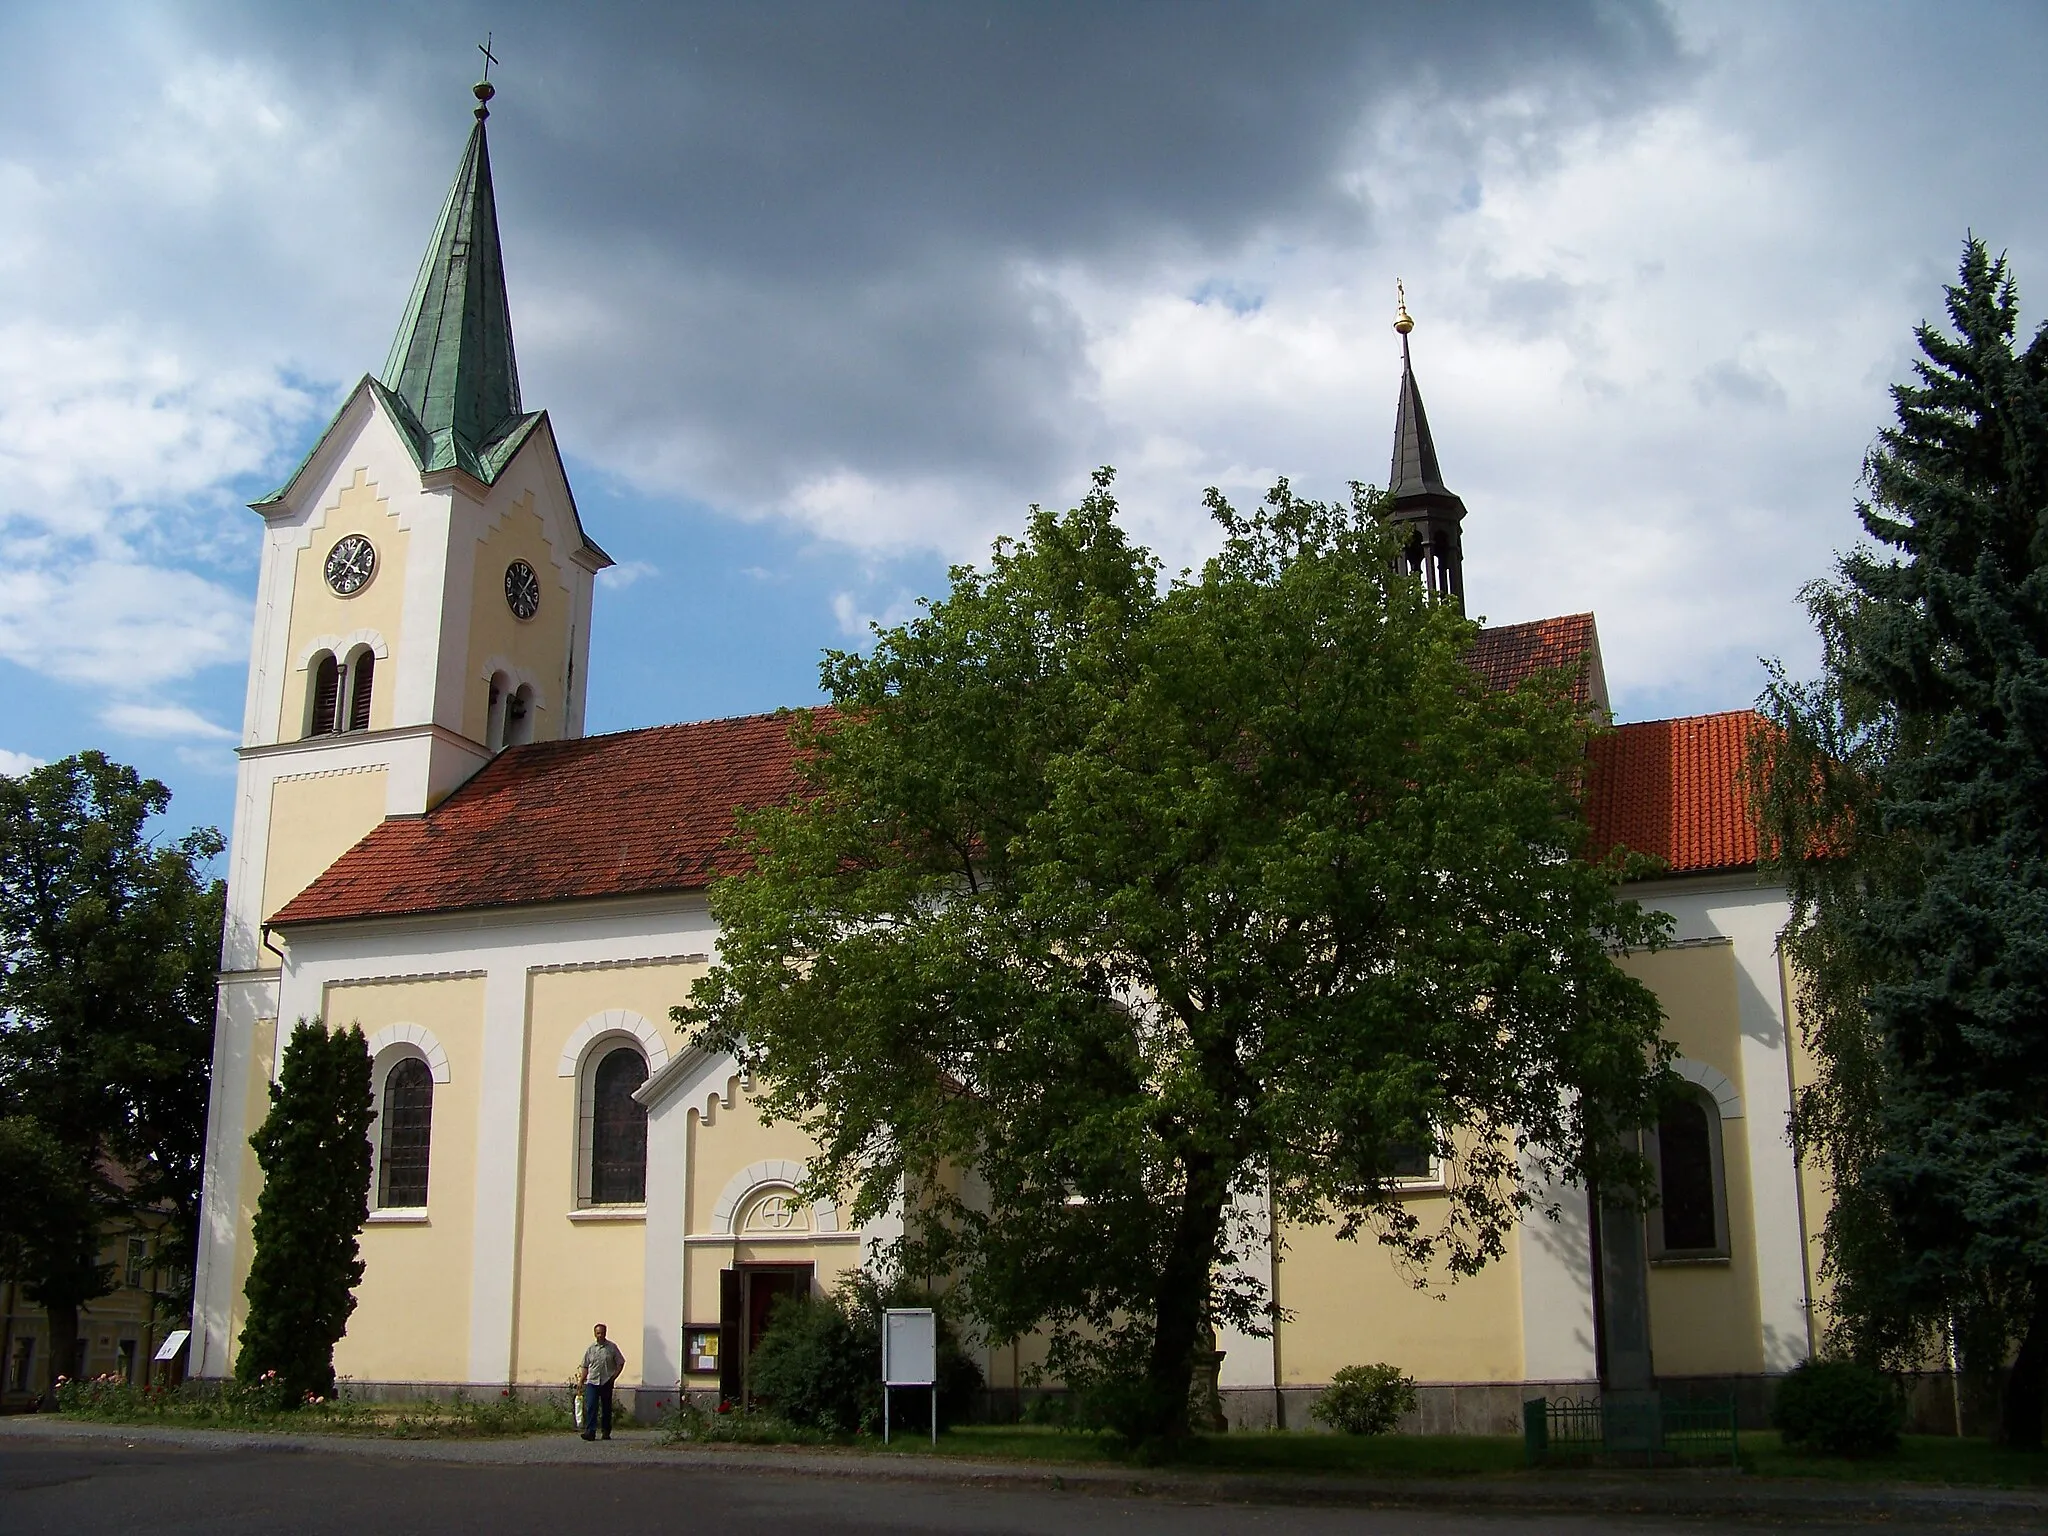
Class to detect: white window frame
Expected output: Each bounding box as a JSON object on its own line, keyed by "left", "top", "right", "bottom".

{"left": 575, "top": 1035, "right": 651, "bottom": 1210}
{"left": 365, "top": 1025, "right": 450, "bottom": 1220}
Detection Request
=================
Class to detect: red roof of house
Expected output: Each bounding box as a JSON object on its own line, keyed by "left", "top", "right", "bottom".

{"left": 272, "top": 614, "right": 1732, "bottom": 929}
{"left": 1585, "top": 710, "right": 1760, "bottom": 876}
{"left": 1466, "top": 612, "right": 1601, "bottom": 707}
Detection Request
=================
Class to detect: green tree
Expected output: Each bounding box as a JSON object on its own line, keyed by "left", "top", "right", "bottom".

{"left": 0, "top": 1114, "right": 105, "bottom": 1370}
{"left": 236, "top": 1019, "right": 373, "bottom": 1402}
{"left": 1754, "top": 239, "right": 2048, "bottom": 1448}
{"left": 680, "top": 474, "right": 1670, "bottom": 1442}
{"left": 0, "top": 752, "right": 224, "bottom": 1386}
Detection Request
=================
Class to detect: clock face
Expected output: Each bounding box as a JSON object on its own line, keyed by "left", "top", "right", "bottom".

{"left": 505, "top": 559, "right": 541, "bottom": 620}
{"left": 324, "top": 534, "right": 376, "bottom": 596}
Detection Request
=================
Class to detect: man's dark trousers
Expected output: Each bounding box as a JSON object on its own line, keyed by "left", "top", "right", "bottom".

{"left": 581, "top": 1381, "right": 613, "bottom": 1439}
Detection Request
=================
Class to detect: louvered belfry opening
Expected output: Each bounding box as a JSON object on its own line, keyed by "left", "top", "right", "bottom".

{"left": 347, "top": 652, "right": 376, "bottom": 731}
{"left": 309, "top": 654, "right": 341, "bottom": 736}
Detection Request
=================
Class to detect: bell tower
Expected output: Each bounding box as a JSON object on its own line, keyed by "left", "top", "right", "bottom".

{"left": 1386, "top": 285, "right": 1468, "bottom": 613}
{"left": 221, "top": 73, "right": 613, "bottom": 966}
{"left": 192, "top": 74, "right": 611, "bottom": 1378}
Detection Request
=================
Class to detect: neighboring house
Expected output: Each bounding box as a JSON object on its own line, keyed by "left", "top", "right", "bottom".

{"left": 1, "top": 1224, "right": 184, "bottom": 1410}
{"left": 189, "top": 81, "right": 1821, "bottom": 1428}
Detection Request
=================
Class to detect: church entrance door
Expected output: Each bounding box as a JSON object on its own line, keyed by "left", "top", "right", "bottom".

{"left": 718, "top": 1263, "right": 813, "bottom": 1407}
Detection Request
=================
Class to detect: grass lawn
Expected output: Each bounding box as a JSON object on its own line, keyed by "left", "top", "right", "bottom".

{"left": 52, "top": 1379, "right": 575, "bottom": 1439}
{"left": 1739, "top": 1431, "right": 2048, "bottom": 1488}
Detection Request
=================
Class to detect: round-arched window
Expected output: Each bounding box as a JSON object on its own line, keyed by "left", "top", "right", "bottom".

{"left": 1653, "top": 1089, "right": 1722, "bottom": 1255}
{"left": 378, "top": 1056, "right": 434, "bottom": 1208}
{"left": 588, "top": 1047, "right": 649, "bottom": 1206}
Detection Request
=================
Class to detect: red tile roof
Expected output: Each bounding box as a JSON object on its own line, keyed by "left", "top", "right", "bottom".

{"left": 1585, "top": 710, "right": 1760, "bottom": 876}
{"left": 1466, "top": 613, "right": 1601, "bottom": 708}
{"left": 267, "top": 711, "right": 812, "bottom": 928}
{"left": 274, "top": 614, "right": 1736, "bottom": 929}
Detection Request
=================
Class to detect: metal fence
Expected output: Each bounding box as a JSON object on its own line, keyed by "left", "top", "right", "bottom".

{"left": 1522, "top": 1394, "right": 1739, "bottom": 1468}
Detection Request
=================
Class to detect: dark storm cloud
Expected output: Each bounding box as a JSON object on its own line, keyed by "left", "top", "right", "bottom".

{"left": 212, "top": 1, "right": 1688, "bottom": 517}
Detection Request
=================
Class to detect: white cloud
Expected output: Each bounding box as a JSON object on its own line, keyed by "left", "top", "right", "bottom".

{"left": 830, "top": 589, "right": 921, "bottom": 640}
{"left": 0, "top": 561, "right": 250, "bottom": 689}
{"left": 0, "top": 748, "right": 42, "bottom": 776}
{"left": 174, "top": 743, "right": 239, "bottom": 776}
{"left": 596, "top": 559, "right": 659, "bottom": 591}
{"left": 99, "top": 702, "right": 238, "bottom": 742}
{"left": 781, "top": 469, "right": 1018, "bottom": 560}
{"left": 0, "top": 321, "right": 315, "bottom": 552}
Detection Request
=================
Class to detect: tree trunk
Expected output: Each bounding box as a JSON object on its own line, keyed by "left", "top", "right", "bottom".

{"left": 43, "top": 1300, "right": 79, "bottom": 1404}
{"left": 1139, "top": 1151, "right": 1230, "bottom": 1443}
{"left": 1998, "top": 1274, "right": 2048, "bottom": 1451}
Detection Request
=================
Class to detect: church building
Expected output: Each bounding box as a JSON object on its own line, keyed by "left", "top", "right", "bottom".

{"left": 190, "top": 84, "right": 1820, "bottom": 1429}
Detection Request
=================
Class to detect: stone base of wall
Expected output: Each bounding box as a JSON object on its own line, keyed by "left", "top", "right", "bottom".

{"left": 1233, "top": 1380, "right": 1596, "bottom": 1436}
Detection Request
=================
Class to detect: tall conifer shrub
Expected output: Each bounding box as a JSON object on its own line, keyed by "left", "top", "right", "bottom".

{"left": 236, "top": 1020, "right": 373, "bottom": 1401}
{"left": 1756, "top": 238, "right": 2048, "bottom": 1448}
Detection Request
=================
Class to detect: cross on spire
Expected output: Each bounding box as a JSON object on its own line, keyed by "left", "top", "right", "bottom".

{"left": 478, "top": 33, "right": 498, "bottom": 80}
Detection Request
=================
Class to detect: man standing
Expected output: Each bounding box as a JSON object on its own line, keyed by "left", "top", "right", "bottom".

{"left": 578, "top": 1323, "right": 625, "bottom": 1441}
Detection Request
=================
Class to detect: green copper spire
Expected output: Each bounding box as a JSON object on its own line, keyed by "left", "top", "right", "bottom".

{"left": 378, "top": 79, "right": 535, "bottom": 480}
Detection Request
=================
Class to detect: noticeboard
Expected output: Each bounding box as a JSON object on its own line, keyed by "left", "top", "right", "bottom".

{"left": 153, "top": 1329, "right": 191, "bottom": 1363}
{"left": 881, "top": 1308, "right": 936, "bottom": 1387}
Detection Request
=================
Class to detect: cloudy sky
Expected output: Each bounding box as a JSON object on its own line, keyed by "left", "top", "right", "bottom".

{"left": 5, "top": 1, "right": 2048, "bottom": 840}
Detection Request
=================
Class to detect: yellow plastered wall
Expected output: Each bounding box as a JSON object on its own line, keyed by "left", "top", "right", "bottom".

{"left": 463, "top": 492, "right": 574, "bottom": 746}
{"left": 1275, "top": 1202, "right": 1526, "bottom": 1385}
{"left": 260, "top": 770, "right": 387, "bottom": 925}
{"left": 260, "top": 769, "right": 389, "bottom": 924}
{"left": 281, "top": 470, "right": 410, "bottom": 739}
{"left": 226, "top": 1014, "right": 279, "bottom": 1363}
{"left": 512, "top": 960, "right": 699, "bottom": 1387}
{"left": 1617, "top": 941, "right": 1766, "bottom": 1377}
{"left": 679, "top": 1080, "right": 860, "bottom": 1384}
{"left": 325, "top": 976, "right": 485, "bottom": 1385}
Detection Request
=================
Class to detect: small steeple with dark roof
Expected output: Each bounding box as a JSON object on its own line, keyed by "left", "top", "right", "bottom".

{"left": 1386, "top": 283, "right": 1468, "bottom": 613}
{"left": 379, "top": 76, "right": 536, "bottom": 482}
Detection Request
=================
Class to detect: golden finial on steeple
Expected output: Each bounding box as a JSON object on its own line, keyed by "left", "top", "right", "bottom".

{"left": 1394, "top": 278, "right": 1415, "bottom": 335}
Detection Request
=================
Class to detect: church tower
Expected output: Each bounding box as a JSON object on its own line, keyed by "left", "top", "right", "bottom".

{"left": 1386, "top": 287, "right": 1467, "bottom": 613}
{"left": 192, "top": 77, "right": 610, "bottom": 1376}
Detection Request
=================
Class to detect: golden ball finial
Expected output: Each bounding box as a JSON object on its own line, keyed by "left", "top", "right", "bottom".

{"left": 1394, "top": 278, "right": 1415, "bottom": 335}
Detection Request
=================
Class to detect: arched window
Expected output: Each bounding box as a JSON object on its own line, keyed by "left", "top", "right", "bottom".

{"left": 583, "top": 1046, "right": 648, "bottom": 1206}
{"left": 345, "top": 648, "right": 375, "bottom": 732}
{"left": 377, "top": 1056, "right": 434, "bottom": 1209}
{"left": 308, "top": 652, "right": 341, "bottom": 736}
{"left": 1649, "top": 1085, "right": 1728, "bottom": 1259}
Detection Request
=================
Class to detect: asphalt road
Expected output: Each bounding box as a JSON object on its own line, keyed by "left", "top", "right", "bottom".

{"left": 1, "top": 1434, "right": 2024, "bottom": 1536}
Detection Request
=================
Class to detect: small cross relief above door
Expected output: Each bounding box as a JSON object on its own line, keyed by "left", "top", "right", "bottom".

{"left": 739, "top": 1188, "right": 809, "bottom": 1234}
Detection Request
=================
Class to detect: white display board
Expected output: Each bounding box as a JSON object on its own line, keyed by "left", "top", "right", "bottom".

{"left": 153, "top": 1329, "right": 191, "bottom": 1363}
{"left": 882, "top": 1307, "right": 936, "bottom": 1386}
